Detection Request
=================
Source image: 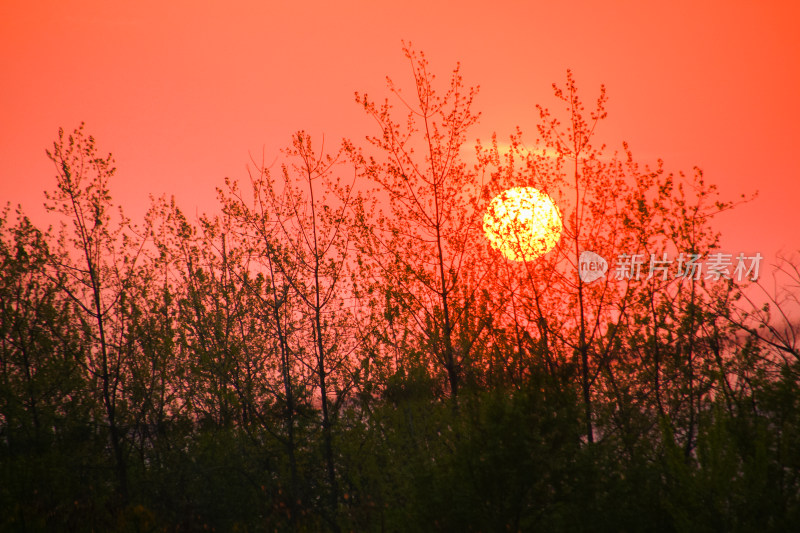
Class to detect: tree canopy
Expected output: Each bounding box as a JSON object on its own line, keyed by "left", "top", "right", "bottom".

{"left": 1, "top": 48, "right": 798, "bottom": 531}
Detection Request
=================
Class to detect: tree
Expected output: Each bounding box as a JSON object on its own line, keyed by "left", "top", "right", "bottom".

{"left": 477, "top": 70, "right": 748, "bottom": 461}
{"left": 2, "top": 50, "right": 799, "bottom": 531}
{"left": 355, "top": 46, "right": 491, "bottom": 401}
{"left": 221, "top": 131, "right": 362, "bottom": 530}
{"left": 0, "top": 206, "right": 102, "bottom": 528}
{"left": 44, "top": 123, "right": 148, "bottom": 501}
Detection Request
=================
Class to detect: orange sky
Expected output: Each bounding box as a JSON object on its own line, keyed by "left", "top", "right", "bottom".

{"left": 2, "top": 0, "right": 799, "bottom": 269}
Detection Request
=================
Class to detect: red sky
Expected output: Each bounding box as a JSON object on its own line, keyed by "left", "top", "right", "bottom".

{"left": 2, "top": 0, "right": 799, "bottom": 270}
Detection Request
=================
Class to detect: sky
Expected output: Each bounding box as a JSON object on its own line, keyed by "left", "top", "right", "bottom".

{"left": 2, "top": 0, "right": 799, "bottom": 275}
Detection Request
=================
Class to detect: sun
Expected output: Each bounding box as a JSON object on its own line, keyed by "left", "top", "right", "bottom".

{"left": 483, "top": 187, "right": 563, "bottom": 261}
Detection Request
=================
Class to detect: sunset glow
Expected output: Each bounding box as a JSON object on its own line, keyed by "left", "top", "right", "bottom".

{"left": 2, "top": 2, "right": 799, "bottom": 529}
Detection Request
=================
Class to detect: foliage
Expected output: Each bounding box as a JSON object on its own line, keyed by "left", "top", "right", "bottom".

{"left": 0, "top": 50, "right": 798, "bottom": 531}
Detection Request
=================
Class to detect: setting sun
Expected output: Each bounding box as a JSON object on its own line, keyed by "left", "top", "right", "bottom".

{"left": 483, "top": 187, "right": 563, "bottom": 261}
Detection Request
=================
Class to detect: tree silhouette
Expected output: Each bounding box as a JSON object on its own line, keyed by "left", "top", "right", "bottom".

{"left": 1, "top": 49, "right": 799, "bottom": 531}
{"left": 44, "top": 124, "right": 149, "bottom": 501}
{"left": 355, "top": 46, "right": 491, "bottom": 402}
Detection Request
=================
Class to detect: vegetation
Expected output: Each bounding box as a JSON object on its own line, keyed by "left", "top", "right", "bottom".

{"left": 2, "top": 48, "right": 799, "bottom": 531}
